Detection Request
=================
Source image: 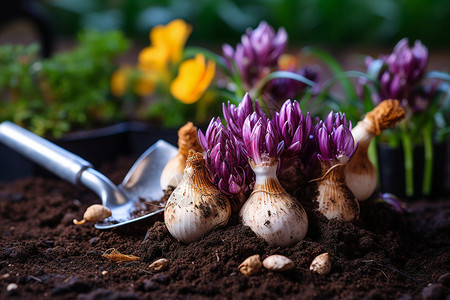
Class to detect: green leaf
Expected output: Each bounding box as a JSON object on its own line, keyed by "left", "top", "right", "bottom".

{"left": 254, "top": 70, "right": 316, "bottom": 96}
{"left": 363, "top": 85, "right": 375, "bottom": 113}
{"left": 426, "top": 71, "right": 450, "bottom": 82}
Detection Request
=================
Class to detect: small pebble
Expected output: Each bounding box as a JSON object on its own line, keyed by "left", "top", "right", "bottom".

{"left": 1, "top": 273, "right": 10, "bottom": 279}
{"left": 6, "top": 283, "right": 18, "bottom": 291}
{"left": 421, "top": 283, "right": 444, "bottom": 300}
{"left": 101, "top": 271, "right": 108, "bottom": 276}
{"left": 149, "top": 258, "right": 169, "bottom": 272}
{"left": 262, "top": 255, "right": 294, "bottom": 272}
{"left": 310, "top": 253, "right": 332, "bottom": 275}
{"left": 238, "top": 255, "right": 262, "bottom": 276}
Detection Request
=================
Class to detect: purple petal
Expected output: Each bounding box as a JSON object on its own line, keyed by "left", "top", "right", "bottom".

{"left": 334, "top": 125, "right": 355, "bottom": 157}
{"left": 324, "top": 111, "right": 334, "bottom": 132}
{"left": 198, "top": 129, "right": 208, "bottom": 151}
{"left": 317, "top": 126, "right": 332, "bottom": 160}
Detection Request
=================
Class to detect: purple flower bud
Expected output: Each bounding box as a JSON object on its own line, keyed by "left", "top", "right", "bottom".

{"left": 222, "top": 93, "right": 266, "bottom": 141}
{"left": 334, "top": 125, "right": 357, "bottom": 163}
{"left": 222, "top": 21, "right": 288, "bottom": 88}
{"left": 198, "top": 117, "right": 222, "bottom": 151}
{"left": 243, "top": 113, "right": 283, "bottom": 165}
{"left": 199, "top": 117, "right": 253, "bottom": 209}
{"left": 273, "top": 100, "right": 312, "bottom": 157}
{"left": 361, "top": 38, "right": 430, "bottom": 108}
{"left": 247, "top": 21, "right": 287, "bottom": 67}
{"left": 315, "top": 112, "right": 357, "bottom": 164}
{"left": 323, "top": 111, "right": 334, "bottom": 132}
{"left": 316, "top": 125, "right": 332, "bottom": 161}
{"left": 389, "top": 74, "right": 405, "bottom": 100}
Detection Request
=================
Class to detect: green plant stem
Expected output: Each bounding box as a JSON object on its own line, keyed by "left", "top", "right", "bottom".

{"left": 368, "top": 138, "right": 379, "bottom": 187}
{"left": 422, "top": 124, "right": 434, "bottom": 196}
{"left": 401, "top": 133, "right": 414, "bottom": 197}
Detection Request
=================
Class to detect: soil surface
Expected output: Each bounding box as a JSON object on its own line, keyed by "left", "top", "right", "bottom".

{"left": 1, "top": 156, "right": 449, "bottom": 300}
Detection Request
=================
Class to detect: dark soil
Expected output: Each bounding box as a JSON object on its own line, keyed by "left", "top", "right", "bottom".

{"left": 1, "top": 156, "right": 449, "bottom": 300}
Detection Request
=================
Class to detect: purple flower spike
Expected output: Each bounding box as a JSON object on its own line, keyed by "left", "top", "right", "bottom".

{"left": 222, "top": 21, "right": 287, "bottom": 88}
{"left": 222, "top": 93, "right": 267, "bottom": 141}
{"left": 387, "top": 38, "right": 428, "bottom": 83}
{"left": 199, "top": 118, "right": 253, "bottom": 210}
{"left": 363, "top": 38, "right": 430, "bottom": 108}
{"left": 244, "top": 21, "right": 287, "bottom": 67}
{"left": 198, "top": 117, "right": 222, "bottom": 151}
{"left": 273, "top": 99, "right": 312, "bottom": 157}
{"left": 243, "top": 113, "right": 283, "bottom": 165}
{"left": 315, "top": 111, "right": 357, "bottom": 164}
{"left": 316, "top": 126, "right": 332, "bottom": 161}
{"left": 334, "top": 125, "right": 358, "bottom": 163}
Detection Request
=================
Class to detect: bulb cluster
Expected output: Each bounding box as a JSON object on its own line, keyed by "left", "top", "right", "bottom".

{"left": 196, "top": 93, "right": 362, "bottom": 245}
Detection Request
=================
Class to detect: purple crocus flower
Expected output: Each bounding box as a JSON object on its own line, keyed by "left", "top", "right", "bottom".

{"left": 272, "top": 100, "right": 312, "bottom": 157}
{"left": 222, "top": 21, "right": 288, "bottom": 88}
{"left": 315, "top": 112, "right": 357, "bottom": 164}
{"left": 198, "top": 117, "right": 253, "bottom": 210}
{"left": 242, "top": 113, "right": 284, "bottom": 165}
{"left": 271, "top": 100, "right": 315, "bottom": 190}
{"left": 222, "top": 93, "right": 267, "bottom": 141}
{"left": 384, "top": 38, "right": 428, "bottom": 84}
{"left": 364, "top": 38, "right": 430, "bottom": 107}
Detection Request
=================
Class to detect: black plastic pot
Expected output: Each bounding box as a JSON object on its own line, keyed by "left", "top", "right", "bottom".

{"left": 377, "top": 140, "right": 450, "bottom": 199}
{"left": 0, "top": 122, "right": 178, "bottom": 183}
{"left": 126, "top": 122, "right": 178, "bottom": 156}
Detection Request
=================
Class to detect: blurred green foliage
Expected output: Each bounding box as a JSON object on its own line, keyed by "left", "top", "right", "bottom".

{"left": 0, "top": 30, "right": 129, "bottom": 137}
{"left": 42, "top": 0, "right": 450, "bottom": 48}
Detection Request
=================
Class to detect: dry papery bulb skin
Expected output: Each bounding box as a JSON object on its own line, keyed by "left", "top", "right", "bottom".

{"left": 149, "top": 258, "right": 169, "bottom": 272}
{"left": 164, "top": 150, "right": 231, "bottom": 243}
{"left": 238, "top": 254, "right": 262, "bottom": 276}
{"left": 160, "top": 122, "right": 204, "bottom": 190}
{"left": 262, "top": 255, "right": 295, "bottom": 271}
{"left": 345, "top": 99, "right": 405, "bottom": 201}
{"left": 239, "top": 159, "right": 308, "bottom": 248}
{"left": 310, "top": 252, "right": 331, "bottom": 275}
{"left": 316, "top": 161, "right": 360, "bottom": 221}
{"left": 73, "top": 204, "right": 111, "bottom": 225}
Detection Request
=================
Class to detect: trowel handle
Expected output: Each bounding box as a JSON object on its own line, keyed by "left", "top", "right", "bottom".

{"left": 0, "top": 121, "right": 92, "bottom": 185}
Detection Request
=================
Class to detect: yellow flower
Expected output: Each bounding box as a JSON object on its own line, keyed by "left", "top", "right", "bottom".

{"left": 170, "top": 54, "right": 215, "bottom": 104}
{"left": 138, "top": 45, "right": 170, "bottom": 72}
{"left": 150, "top": 19, "right": 192, "bottom": 64}
{"left": 110, "top": 66, "right": 132, "bottom": 97}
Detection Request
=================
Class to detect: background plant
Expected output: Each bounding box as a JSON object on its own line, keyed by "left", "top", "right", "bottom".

{"left": 306, "top": 39, "right": 450, "bottom": 197}
{"left": 0, "top": 30, "right": 129, "bottom": 137}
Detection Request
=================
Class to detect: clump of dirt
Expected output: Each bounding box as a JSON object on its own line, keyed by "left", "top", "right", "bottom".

{"left": 0, "top": 155, "right": 449, "bottom": 299}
